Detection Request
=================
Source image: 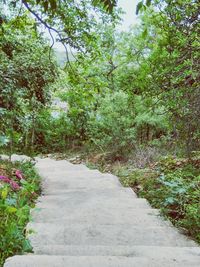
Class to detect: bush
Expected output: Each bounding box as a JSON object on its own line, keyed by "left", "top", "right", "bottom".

{"left": 0, "top": 160, "right": 41, "bottom": 266}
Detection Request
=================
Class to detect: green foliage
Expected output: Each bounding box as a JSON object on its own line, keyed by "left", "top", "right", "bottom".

{"left": 0, "top": 14, "right": 57, "bottom": 155}
{"left": 34, "top": 110, "right": 75, "bottom": 152}
{"left": 53, "top": 16, "right": 170, "bottom": 156}
{"left": 136, "top": 0, "right": 200, "bottom": 154}
{"left": 87, "top": 91, "right": 136, "bottom": 154}
{"left": 92, "top": 0, "right": 117, "bottom": 13}
{"left": 1, "top": 0, "right": 196, "bottom": 159}
{"left": 118, "top": 156, "right": 200, "bottom": 243}
{"left": 2, "top": 0, "right": 117, "bottom": 52}
{"left": 0, "top": 160, "right": 41, "bottom": 266}
{"left": 133, "top": 96, "right": 169, "bottom": 143}
{"left": 136, "top": 0, "right": 152, "bottom": 15}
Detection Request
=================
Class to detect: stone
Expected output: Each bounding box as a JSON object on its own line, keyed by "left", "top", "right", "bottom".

{"left": 4, "top": 157, "right": 200, "bottom": 267}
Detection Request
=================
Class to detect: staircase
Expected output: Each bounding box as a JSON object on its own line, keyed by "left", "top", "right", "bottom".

{"left": 4, "top": 158, "right": 200, "bottom": 266}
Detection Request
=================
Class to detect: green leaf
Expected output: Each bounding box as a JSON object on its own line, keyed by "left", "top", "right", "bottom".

{"left": 5, "top": 198, "right": 17, "bottom": 206}
{"left": 176, "top": 188, "right": 186, "bottom": 194}
{"left": 165, "top": 197, "right": 175, "bottom": 205}
{"left": 136, "top": 1, "right": 144, "bottom": 15}
{"left": 7, "top": 206, "right": 17, "bottom": 213}
{"left": 1, "top": 187, "right": 8, "bottom": 200}
{"left": 0, "top": 135, "right": 9, "bottom": 146}
{"left": 146, "top": 0, "right": 151, "bottom": 7}
{"left": 92, "top": 0, "right": 116, "bottom": 13}
{"left": 22, "top": 239, "right": 32, "bottom": 252}
{"left": 142, "top": 28, "right": 148, "bottom": 39}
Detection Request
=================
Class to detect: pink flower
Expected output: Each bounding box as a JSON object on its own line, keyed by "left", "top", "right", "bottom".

{"left": 15, "top": 170, "right": 23, "bottom": 180}
{"left": 0, "top": 175, "right": 20, "bottom": 191}
{"left": 0, "top": 176, "right": 11, "bottom": 183}
{"left": 9, "top": 180, "right": 20, "bottom": 191}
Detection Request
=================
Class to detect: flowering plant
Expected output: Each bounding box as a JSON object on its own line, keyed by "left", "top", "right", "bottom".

{"left": 0, "top": 160, "right": 41, "bottom": 266}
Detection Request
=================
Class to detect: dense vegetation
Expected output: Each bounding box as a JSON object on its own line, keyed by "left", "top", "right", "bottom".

{"left": 0, "top": 12, "right": 57, "bottom": 155}
{"left": 0, "top": 160, "right": 41, "bottom": 266}
{"left": 0, "top": 0, "right": 200, "bottom": 259}
{"left": 1, "top": 0, "right": 199, "bottom": 156}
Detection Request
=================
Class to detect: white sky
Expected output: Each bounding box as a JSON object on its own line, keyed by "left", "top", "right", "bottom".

{"left": 53, "top": 0, "right": 140, "bottom": 51}
{"left": 117, "top": 0, "right": 140, "bottom": 31}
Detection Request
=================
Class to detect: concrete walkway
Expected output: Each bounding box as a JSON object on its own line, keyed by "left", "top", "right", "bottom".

{"left": 4, "top": 158, "right": 200, "bottom": 266}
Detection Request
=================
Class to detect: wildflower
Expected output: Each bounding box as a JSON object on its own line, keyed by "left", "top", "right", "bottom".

{"left": 9, "top": 180, "right": 20, "bottom": 191}
{"left": 0, "top": 175, "right": 11, "bottom": 183}
{"left": 15, "top": 170, "right": 23, "bottom": 180}
{"left": 0, "top": 175, "right": 20, "bottom": 190}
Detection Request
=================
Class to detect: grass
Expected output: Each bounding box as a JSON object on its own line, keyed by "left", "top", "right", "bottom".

{"left": 0, "top": 159, "right": 41, "bottom": 267}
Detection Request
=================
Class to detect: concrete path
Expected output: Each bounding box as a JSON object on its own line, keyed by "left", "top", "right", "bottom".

{"left": 4, "top": 158, "right": 200, "bottom": 266}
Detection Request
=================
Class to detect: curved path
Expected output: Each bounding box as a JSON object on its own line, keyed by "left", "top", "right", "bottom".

{"left": 4, "top": 158, "right": 200, "bottom": 266}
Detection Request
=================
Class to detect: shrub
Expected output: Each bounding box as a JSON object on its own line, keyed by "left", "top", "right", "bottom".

{"left": 0, "top": 160, "right": 41, "bottom": 266}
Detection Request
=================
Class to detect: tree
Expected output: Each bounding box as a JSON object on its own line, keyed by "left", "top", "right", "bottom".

{"left": 0, "top": 14, "right": 57, "bottom": 154}
{"left": 2, "top": 0, "right": 117, "bottom": 53}
{"left": 138, "top": 0, "right": 200, "bottom": 155}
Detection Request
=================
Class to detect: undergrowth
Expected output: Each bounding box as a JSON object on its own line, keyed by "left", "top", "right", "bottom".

{"left": 0, "top": 160, "right": 41, "bottom": 266}
{"left": 114, "top": 156, "right": 200, "bottom": 243}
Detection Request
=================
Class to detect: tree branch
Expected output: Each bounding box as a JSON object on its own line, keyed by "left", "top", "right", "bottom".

{"left": 22, "top": 0, "right": 59, "bottom": 34}
{"left": 22, "top": 0, "right": 77, "bottom": 71}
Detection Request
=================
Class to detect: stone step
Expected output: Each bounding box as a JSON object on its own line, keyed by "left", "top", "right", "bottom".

{"left": 41, "top": 175, "right": 122, "bottom": 190}
{"left": 37, "top": 167, "right": 105, "bottom": 176}
{"left": 35, "top": 160, "right": 89, "bottom": 172}
{"left": 40, "top": 171, "right": 119, "bottom": 181}
{"left": 31, "top": 207, "right": 169, "bottom": 226}
{"left": 41, "top": 171, "right": 121, "bottom": 182}
{"left": 27, "top": 223, "right": 196, "bottom": 247}
{"left": 40, "top": 187, "right": 137, "bottom": 198}
{"left": 32, "top": 245, "right": 200, "bottom": 257}
{"left": 35, "top": 158, "right": 73, "bottom": 165}
{"left": 35, "top": 165, "right": 98, "bottom": 178}
{"left": 36, "top": 160, "right": 119, "bottom": 181}
{"left": 36, "top": 197, "right": 151, "bottom": 209}
{"left": 36, "top": 160, "right": 134, "bottom": 191}
{"left": 4, "top": 255, "right": 200, "bottom": 267}
{"left": 39, "top": 171, "right": 122, "bottom": 189}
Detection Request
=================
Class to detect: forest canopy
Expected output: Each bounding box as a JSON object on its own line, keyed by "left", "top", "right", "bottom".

{"left": 0, "top": 0, "right": 199, "bottom": 157}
